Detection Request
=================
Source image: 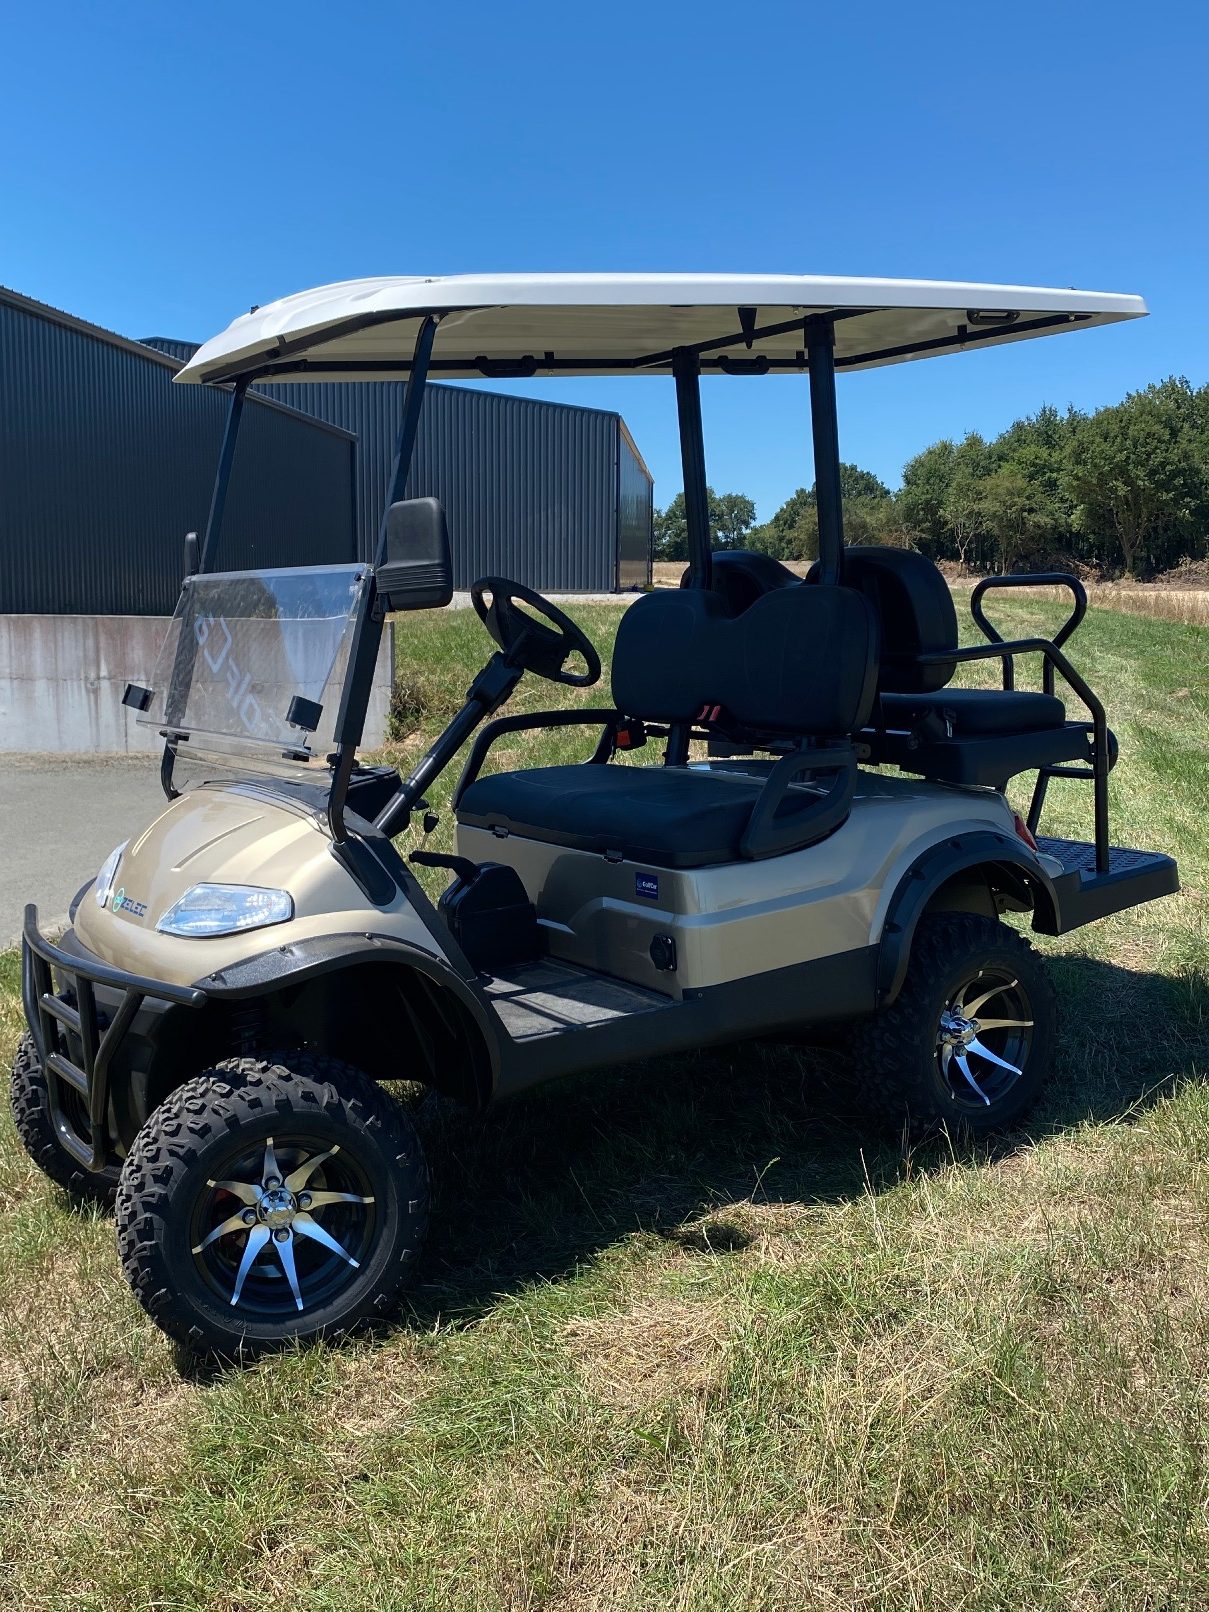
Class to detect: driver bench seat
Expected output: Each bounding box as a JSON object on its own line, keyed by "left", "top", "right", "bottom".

{"left": 456, "top": 583, "right": 879, "bottom": 868}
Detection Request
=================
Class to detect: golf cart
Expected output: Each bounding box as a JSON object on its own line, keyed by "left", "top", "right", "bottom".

{"left": 16, "top": 274, "right": 1178, "bottom": 1355}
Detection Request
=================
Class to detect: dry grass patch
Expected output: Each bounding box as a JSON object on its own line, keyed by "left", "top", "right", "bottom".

{"left": 1038, "top": 583, "right": 1209, "bottom": 625}
{"left": 564, "top": 1297, "right": 731, "bottom": 1414}
{"left": 314, "top": 1335, "right": 434, "bottom": 1474}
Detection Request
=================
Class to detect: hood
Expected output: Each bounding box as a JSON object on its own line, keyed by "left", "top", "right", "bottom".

{"left": 72, "top": 782, "right": 413, "bottom": 987}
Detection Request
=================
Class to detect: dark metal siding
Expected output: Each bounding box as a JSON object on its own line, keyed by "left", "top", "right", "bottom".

{"left": 1, "top": 298, "right": 355, "bottom": 616}
{"left": 260, "top": 379, "right": 647, "bottom": 592}
{"left": 617, "top": 423, "right": 653, "bottom": 589}
{"left": 137, "top": 336, "right": 201, "bottom": 365}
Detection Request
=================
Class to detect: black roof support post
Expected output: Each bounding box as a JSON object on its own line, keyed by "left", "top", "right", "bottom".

{"left": 805, "top": 314, "right": 844, "bottom": 586}
{"left": 329, "top": 315, "right": 440, "bottom": 841}
{"left": 162, "top": 375, "right": 250, "bottom": 799}
{"left": 374, "top": 314, "right": 439, "bottom": 567}
{"left": 198, "top": 376, "right": 249, "bottom": 573}
{"left": 672, "top": 346, "right": 712, "bottom": 590}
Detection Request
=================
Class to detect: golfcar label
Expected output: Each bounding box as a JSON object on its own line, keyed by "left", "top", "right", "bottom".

{"left": 635, "top": 873, "right": 660, "bottom": 901}
{"left": 194, "top": 612, "right": 265, "bottom": 737}
{"left": 110, "top": 888, "right": 147, "bottom": 920}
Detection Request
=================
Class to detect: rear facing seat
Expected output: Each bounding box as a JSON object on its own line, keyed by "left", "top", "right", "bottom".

{"left": 700, "top": 547, "right": 1103, "bottom": 786}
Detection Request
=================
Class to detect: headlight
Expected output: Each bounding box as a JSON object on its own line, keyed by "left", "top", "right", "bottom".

{"left": 95, "top": 841, "right": 127, "bottom": 908}
{"left": 156, "top": 884, "right": 294, "bottom": 938}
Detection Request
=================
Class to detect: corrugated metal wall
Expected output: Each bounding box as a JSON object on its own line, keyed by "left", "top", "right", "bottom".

{"left": 617, "top": 423, "right": 654, "bottom": 589}
{"left": 1, "top": 295, "right": 355, "bottom": 615}
{"left": 259, "top": 379, "right": 652, "bottom": 592}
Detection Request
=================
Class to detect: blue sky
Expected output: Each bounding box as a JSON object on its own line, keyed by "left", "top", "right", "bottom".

{"left": 3, "top": 0, "right": 1205, "bottom": 519}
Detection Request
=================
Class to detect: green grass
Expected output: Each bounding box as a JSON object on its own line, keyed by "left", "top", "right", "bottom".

{"left": 1, "top": 600, "right": 1207, "bottom": 1610}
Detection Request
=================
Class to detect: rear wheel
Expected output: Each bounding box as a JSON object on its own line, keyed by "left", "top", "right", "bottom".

{"left": 115, "top": 1052, "right": 428, "bottom": 1356}
{"left": 850, "top": 913, "right": 1057, "bottom": 1138}
{"left": 9, "top": 1031, "right": 119, "bottom": 1203}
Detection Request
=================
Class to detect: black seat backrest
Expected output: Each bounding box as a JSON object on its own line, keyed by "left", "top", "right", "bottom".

{"left": 805, "top": 546, "right": 958, "bottom": 694}
{"left": 679, "top": 549, "right": 800, "bottom": 615}
{"left": 612, "top": 584, "right": 878, "bottom": 737}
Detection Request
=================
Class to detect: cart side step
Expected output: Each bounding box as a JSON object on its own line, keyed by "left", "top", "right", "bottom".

{"left": 485, "top": 960, "right": 670, "bottom": 1042}
{"left": 1034, "top": 836, "right": 1179, "bottom": 934}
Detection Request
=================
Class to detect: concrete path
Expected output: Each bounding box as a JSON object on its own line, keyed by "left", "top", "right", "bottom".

{"left": 1, "top": 755, "right": 167, "bottom": 947}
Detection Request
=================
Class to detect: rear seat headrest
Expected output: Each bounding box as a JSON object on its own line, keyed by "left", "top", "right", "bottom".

{"left": 679, "top": 549, "right": 801, "bottom": 615}
{"left": 613, "top": 584, "right": 879, "bottom": 737}
{"left": 806, "top": 546, "right": 958, "bottom": 694}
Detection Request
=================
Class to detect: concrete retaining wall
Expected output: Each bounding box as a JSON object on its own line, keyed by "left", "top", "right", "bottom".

{"left": 0, "top": 615, "right": 394, "bottom": 754}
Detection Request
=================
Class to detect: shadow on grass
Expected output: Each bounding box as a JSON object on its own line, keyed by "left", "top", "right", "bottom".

{"left": 400, "top": 951, "right": 1209, "bottom": 1330}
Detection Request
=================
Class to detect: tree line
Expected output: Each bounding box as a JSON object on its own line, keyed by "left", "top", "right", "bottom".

{"left": 653, "top": 376, "right": 1209, "bottom": 578}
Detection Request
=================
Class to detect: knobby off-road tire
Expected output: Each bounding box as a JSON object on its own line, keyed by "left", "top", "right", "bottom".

{"left": 116, "top": 1052, "right": 429, "bottom": 1357}
{"left": 849, "top": 913, "right": 1057, "bottom": 1139}
{"left": 9, "top": 1031, "right": 120, "bottom": 1203}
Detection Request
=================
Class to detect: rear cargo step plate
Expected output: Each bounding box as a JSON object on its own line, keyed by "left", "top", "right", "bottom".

{"left": 1034, "top": 837, "right": 1179, "bottom": 933}
{"left": 486, "top": 960, "right": 669, "bottom": 1042}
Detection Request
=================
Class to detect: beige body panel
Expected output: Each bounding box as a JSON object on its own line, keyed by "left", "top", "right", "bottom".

{"left": 73, "top": 782, "right": 439, "bottom": 988}
{"left": 456, "top": 769, "right": 1020, "bottom": 997}
{"left": 72, "top": 768, "right": 1019, "bottom": 1003}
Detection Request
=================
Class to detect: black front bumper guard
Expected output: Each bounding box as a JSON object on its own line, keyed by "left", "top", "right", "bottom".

{"left": 21, "top": 905, "right": 207, "bottom": 1173}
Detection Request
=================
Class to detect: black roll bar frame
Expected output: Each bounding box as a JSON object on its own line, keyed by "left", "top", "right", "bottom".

{"left": 806, "top": 315, "right": 844, "bottom": 587}
{"left": 913, "top": 624, "right": 1111, "bottom": 875}
{"left": 21, "top": 905, "right": 205, "bottom": 1171}
{"left": 176, "top": 299, "right": 1118, "bottom": 874}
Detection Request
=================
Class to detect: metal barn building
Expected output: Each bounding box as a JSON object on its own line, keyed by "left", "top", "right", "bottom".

{"left": 0, "top": 288, "right": 653, "bottom": 617}
{"left": 140, "top": 343, "right": 654, "bottom": 595}
{"left": 0, "top": 289, "right": 357, "bottom": 616}
{"left": 255, "top": 378, "right": 653, "bottom": 594}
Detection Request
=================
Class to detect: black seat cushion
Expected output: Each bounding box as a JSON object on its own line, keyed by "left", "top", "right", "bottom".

{"left": 879, "top": 688, "right": 1066, "bottom": 736}
{"left": 611, "top": 584, "right": 878, "bottom": 736}
{"left": 457, "top": 763, "right": 767, "bottom": 869}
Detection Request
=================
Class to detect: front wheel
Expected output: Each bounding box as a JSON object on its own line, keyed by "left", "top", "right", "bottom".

{"left": 116, "top": 1052, "right": 428, "bottom": 1356}
{"left": 849, "top": 913, "right": 1057, "bottom": 1138}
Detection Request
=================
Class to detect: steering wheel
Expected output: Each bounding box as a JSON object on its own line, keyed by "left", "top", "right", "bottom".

{"left": 470, "top": 576, "right": 602, "bottom": 688}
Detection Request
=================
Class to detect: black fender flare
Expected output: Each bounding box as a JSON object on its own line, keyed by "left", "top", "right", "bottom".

{"left": 190, "top": 931, "right": 502, "bottom": 1090}
{"left": 876, "top": 830, "right": 1059, "bottom": 1006}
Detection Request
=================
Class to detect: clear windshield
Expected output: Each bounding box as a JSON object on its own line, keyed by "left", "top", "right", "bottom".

{"left": 139, "top": 564, "right": 370, "bottom": 776}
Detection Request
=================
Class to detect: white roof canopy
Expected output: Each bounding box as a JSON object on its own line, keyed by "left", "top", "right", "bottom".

{"left": 175, "top": 273, "right": 1147, "bottom": 386}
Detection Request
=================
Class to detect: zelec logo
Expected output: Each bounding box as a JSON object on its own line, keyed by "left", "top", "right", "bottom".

{"left": 111, "top": 887, "right": 148, "bottom": 920}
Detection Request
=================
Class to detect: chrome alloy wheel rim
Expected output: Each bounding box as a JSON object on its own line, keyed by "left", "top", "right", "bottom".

{"left": 935, "top": 971, "right": 1034, "bottom": 1111}
{"left": 189, "top": 1136, "right": 377, "bottom": 1315}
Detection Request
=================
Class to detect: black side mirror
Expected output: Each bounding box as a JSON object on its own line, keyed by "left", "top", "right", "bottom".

{"left": 376, "top": 498, "right": 454, "bottom": 612}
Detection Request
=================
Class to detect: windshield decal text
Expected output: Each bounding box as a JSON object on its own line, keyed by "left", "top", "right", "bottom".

{"left": 194, "top": 614, "right": 265, "bottom": 736}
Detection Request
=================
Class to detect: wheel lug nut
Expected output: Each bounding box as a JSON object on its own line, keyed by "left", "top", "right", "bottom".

{"left": 242, "top": 1209, "right": 257, "bottom": 1225}
{"left": 298, "top": 1193, "right": 311, "bottom": 1209}
{"left": 274, "top": 1227, "right": 291, "bottom": 1242}
{"left": 264, "top": 1177, "right": 281, "bottom": 1190}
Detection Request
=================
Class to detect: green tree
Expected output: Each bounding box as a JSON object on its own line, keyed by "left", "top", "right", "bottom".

{"left": 837, "top": 463, "right": 891, "bottom": 502}
{"left": 937, "top": 435, "right": 992, "bottom": 570}
{"left": 750, "top": 488, "right": 818, "bottom": 561}
{"left": 976, "top": 468, "right": 1055, "bottom": 572}
{"left": 898, "top": 440, "right": 958, "bottom": 553}
{"left": 711, "top": 490, "right": 758, "bottom": 549}
{"left": 749, "top": 463, "right": 888, "bottom": 561}
{"left": 1065, "top": 379, "right": 1208, "bottom": 576}
{"left": 845, "top": 494, "right": 916, "bottom": 547}
{"left": 653, "top": 487, "right": 758, "bottom": 561}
